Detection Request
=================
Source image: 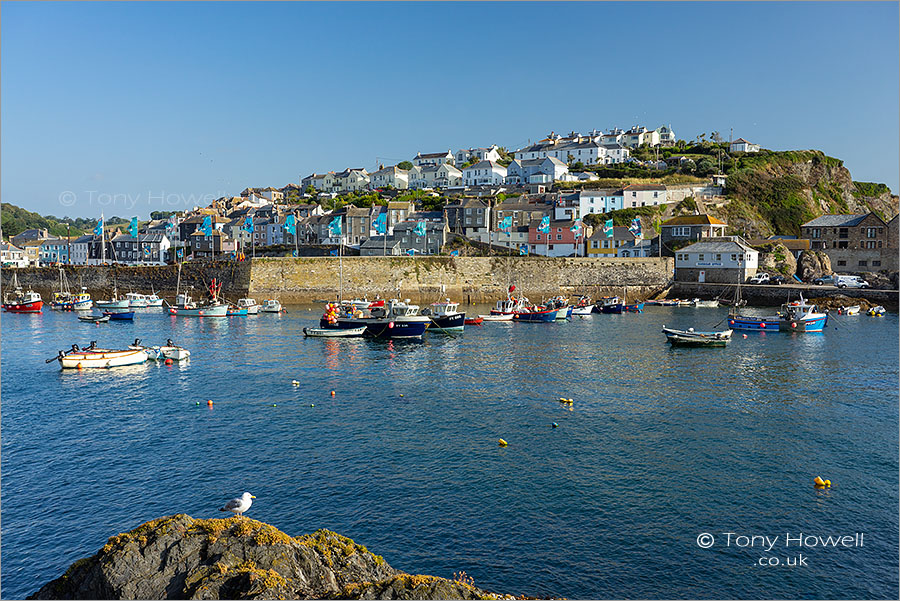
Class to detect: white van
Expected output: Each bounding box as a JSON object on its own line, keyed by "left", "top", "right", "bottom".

{"left": 834, "top": 275, "right": 870, "bottom": 289}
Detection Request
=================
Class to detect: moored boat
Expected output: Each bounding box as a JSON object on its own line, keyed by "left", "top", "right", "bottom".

{"left": 464, "top": 316, "right": 483, "bottom": 325}
{"left": 103, "top": 310, "right": 135, "bottom": 320}
{"left": 597, "top": 296, "right": 623, "bottom": 314}
{"left": 50, "top": 268, "right": 92, "bottom": 310}
{"left": 837, "top": 305, "right": 861, "bottom": 315}
{"left": 692, "top": 298, "right": 720, "bottom": 308}
{"left": 126, "top": 292, "right": 149, "bottom": 308}
{"left": 129, "top": 338, "right": 191, "bottom": 360}
{"left": 513, "top": 305, "right": 558, "bottom": 322}
{"left": 320, "top": 298, "right": 431, "bottom": 339}
{"left": 227, "top": 305, "right": 248, "bottom": 316}
{"left": 662, "top": 326, "right": 733, "bottom": 347}
{"left": 480, "top": 313, "right": 514, "bottom": 322}
{"left": 260, "top": 299, "right": 284, "bottom": 313}
{"left": 868, "top": 305, "right": 885, "bottom": 316}
{"left": 303, "top": 326, "right": 366, "bottom": 337}
{"left": 237, "top": 298, "right": 260, "bottom": 315}
{"left": 167, "top": 279, "right": 229, "bottom": 317}
{"left": 54, "top": 345, "right": 148, "bottom": 369}
{"left": 3, "top": 272, "right": 43, "bottom": 313}
{"left": 78, "top": 313, "right": 109, "bottom": 323}
{"left": 422, "top": 299, "right": 466, "bottom": 332}
{"left": 728, "top": 294, "right": 828, "bottom": 332}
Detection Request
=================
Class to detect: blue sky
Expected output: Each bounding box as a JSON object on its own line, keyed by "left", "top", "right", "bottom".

{"left": 2, "top": 1, "right": 898, "bottom": 219}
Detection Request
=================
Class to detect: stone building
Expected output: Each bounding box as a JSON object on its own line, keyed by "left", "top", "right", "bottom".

{"left": 801, "top": 213, "right": 896, "bottom": 272}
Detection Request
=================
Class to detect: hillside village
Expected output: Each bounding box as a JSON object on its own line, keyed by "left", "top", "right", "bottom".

{"left": 2, "top": 124, "right": 898, "bottom": 285}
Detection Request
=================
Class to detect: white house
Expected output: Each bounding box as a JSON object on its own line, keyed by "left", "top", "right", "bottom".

{"left": 622, "top": 184, "right": 668, "bottom": 207}
{"left": 434, "top": 163, "right": 463, "bottom": 188}
{"left": 69, "top": 235, "right": 94, "bottom": 265}
{"left": 554, "top": 189, "right": 625, "bottom": 221}
{"left": 369, "top": 165, "right": 409, "bottom": 190}
{"left": 506, "top": 157, "right": 568, "bottom": 185}
{"left": 412, "top": 150, "right": 454, "bottom": 167}
{"left": 333, "top": 168, "right": 369, "bottom": 192}
{"left": 455, "top": 145, "right": 501, "bottom": 165}
{"left": 463, "top": 160, "right": 507, "bottom": 186}
{"left": 622, "top": 125, "right": 660, "bottom": 148}
{"left": 674, "top": 237, "right": 759, "bottom": 283}
{"left": 656, "top": 124, "right": 676, "bottom": 146}
{"left": 730, "top": 138, "right": 760, "bottom": 153}
{"left": 0, "top": 242, "right": 27, "bottom": 267}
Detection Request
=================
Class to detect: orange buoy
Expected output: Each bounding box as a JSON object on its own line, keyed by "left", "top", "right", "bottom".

{"left": 165, "top": 358, "right": 173, "bottom": 365}
{"left": 207, "top": 399, "right": 214, "bottom": 407}
{"left": 77, "top": 362, "right": 83, "bottom": 370}
{"left": 330, "top": 390, "right": 336, "bottom": 396}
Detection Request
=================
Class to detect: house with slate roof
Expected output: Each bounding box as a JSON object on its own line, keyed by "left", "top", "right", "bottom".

{"left": 675, "top": 237, "right": 759, "bottom": 283}
{"left": 801, "top": 213, "right": 896, "bottom": 272}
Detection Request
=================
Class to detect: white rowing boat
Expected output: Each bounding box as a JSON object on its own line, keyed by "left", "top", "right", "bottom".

{"left": 479, "top": 313, "right": 514, "bottom": 321}
{"left": 58, "top": 348, "right": 148, "bottom": 369}
{"left": 303, "top": 326, "right": 366, "bottom": 337}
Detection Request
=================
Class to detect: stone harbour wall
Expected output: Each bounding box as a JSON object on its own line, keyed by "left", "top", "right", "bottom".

{"left": 247, "top": 256, "right": 675, "bottom": 304}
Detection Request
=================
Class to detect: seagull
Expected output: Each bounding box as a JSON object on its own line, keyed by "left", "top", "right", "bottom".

{"left": 219, "top": 492, "right": 255, "bottom": 517}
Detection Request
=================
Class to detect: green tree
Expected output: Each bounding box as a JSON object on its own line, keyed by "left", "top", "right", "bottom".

{"left": 572, "top": 161, "right": 584, "bottom": 171}
{"left": 397, "top": 161, "right": 413, "bottom": 170}
{"left": 696, "top": 158, "right": 716, "bottom": 176}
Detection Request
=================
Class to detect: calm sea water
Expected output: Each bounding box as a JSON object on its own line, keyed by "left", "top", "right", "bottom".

{"left": 2, "top": 304, "right": 898, "bottom": 599}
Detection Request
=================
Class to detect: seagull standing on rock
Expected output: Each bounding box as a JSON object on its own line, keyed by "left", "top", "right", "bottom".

{"left": 219, "top": 492, "right": 255, "bottom": 517}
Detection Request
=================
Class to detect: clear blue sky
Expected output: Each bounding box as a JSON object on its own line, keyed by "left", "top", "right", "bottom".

{"left": 2, "top": 1, "right": 898, "bottom": 219}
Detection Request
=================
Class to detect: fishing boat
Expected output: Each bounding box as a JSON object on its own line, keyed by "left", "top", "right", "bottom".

{"left": 513, "top": 304, "right": 558, "bottom": 322}
{"left": 662, "top": 326, "right": 733, "bottom": 347}
{"left": 728, "top": 294, "right": 828, "bottom": 332}
{"left": 623, "top": 301, "right": 645, "bottom": 313}
{"left": 260, "top": 299, "right": 284, "bottom": 313}
{"left": 226, "top": 305, "right": 248, "bottom": 316}
{"left": 320, "top": 298, "right": 431, "bottom": 339}
{"left": 126, "top": 292, "right": 149, "bottom": 308}
{"left": 692, "top": 298, "right": 720, "bottom": 308}
{"left": 95, "top": 286, "right": 130, "bottom": 310}
{"left": 237, "top": 298, "right": 260, "bottom": 315}
{"left": 145, "top": 289, "right": 165, "bottom": 307}
{"left": 129, "top": 338, "right": 191, "bottom": 360}
{"left": 571, "top": 295, "right": 594, "bottom": 315}
{"left": 545, "top": 296, "right": 573, "bottom": 320}
{"left": 597, "top": 296, "right": 623, "bottom": 314}
{"left": 421, "top": 299, "right": 466, "bottom": 332}
{"left": 3, "top": 272, "right": 43, "bottom": 313}
{"left": 464, "top": 316, "right": 483, "bottom": 325}
{"left": 50, "top": 268, "right": 92, "bottom": 310}
{"left": 78, "top": 313, "right": 109, "bottom": 323}
{"left": 837, "top": 305, "right": 860, "bottom": 315}
{"left": 490, "top": 285, "right": 529, "bottom": 316}
{"left": 303, "top": 326, "right": 367, "bottom": 337}
{"left": 167, "top": 277, "right": 229, "bottom": 317}
{"left": 51, "top": 343, "right": 148, "bottom": 369}
{"left": 103, "top": 310, "right": 135, "bottom": 320}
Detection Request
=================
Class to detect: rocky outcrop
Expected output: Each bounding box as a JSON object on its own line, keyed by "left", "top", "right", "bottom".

{"left": 796, "top": 250, "right": 832, "bottom": 281}
{"left": 756, "top": 242, "right": 797, "bottom": 276}
{"left": 29, "top": 515, "right": 513, "bottom": 600}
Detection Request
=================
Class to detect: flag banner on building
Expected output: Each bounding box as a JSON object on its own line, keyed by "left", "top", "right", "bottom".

{"left": 450, "top": 250, "right": 460, "bottom": 257}
{"left": 570, "top": 220, "right": 582, "bottom": 234}
{"left": 406, "top": 248, "right": 416, "bottom": 256}
{"left": 629, "top": 218, "right": 642, "bottom": 240}
{"left": 330, "top": 249, "right": 339, "bottom": 256}
{"left": 201, "top": 216, "right": 213, "bottom": 236}
{"left": 500, "top": 216, "right": 513, "bottom": 232}
{"left": 242, "top": 216, "right": 254, "bottom": 233}
{"left": 93, "top": 216, "right": 104, "bottom": 237}
{"left": 374, "top": 212, "right": 387, "bottom": 234}
{"left": 328, "top": 216, "right": 342, "bottom": 236}
{"left": 129, "top": 217, "right": 138, "bottom": 238}
{"left": 283, "top": 215, "right": 296, "bottom": 235}
{"left": 165, "top": 215, "right": 177, "bottom": 233}
{"left": 143, "top": 247, "right": 151, "bottom": 257}
{"left": 413, "top": 221, "right": 427, "bottom": 237}
{"left": 292, "top": 250, "right": 298, "bottom": 257}
{"left": 519, "top": 244, "right": 529, "bottom": 255}
{"left": 538, "top": 215, "right": 550, "bottom": 234}
{"left": 603, "top": 219, "right": 614, "bottom": 238}
{"left": 176, "top": 248, "right": 184, "bottom": 258}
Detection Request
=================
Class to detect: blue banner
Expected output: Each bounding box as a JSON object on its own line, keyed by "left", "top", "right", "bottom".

{"left": 570, "top": 220, "right": 582, "bottom": 234}
{"left": 330, "top": 249, "right": 339, "bottom": 256}
{"left": 374, "top": 212, "right": 387, "bottom": 234}
{"left": 201, "top": 216, "right": 213, "bottom": 236}
{"left": 129, "top": 217, "right": 138, "bottom": 238}
{"left": 406, "top": 248, "right": 416, "bottom": 256}
{"left": 176, "top": 248, "right": 184, "bottom": 258}
{"left": 450, "top": 250, "right": 460, "bottom": 257}
{"left": 328, "top": 216, "right": 342, "bottom": 236}
{"left": 93, "top": 216, "right": 104, "bottom": 237}
{"left": 519, "top": 244, "right": 529, "bottom": 255}
{"left": 628, "top": 217, "right": 642, "bottom": 239}
{"left": 242, "top": 216, "right": 254, "bottom": 233}
{"left": 283, "top": 215, "right": 296, "bottom": 235}
{"left": 499, "top": 215, "right": 513, "bottom": 233}
{"left": 603, "top": 219, "right": 613, "bottom": 238}
{"left": 413, "top": 220, "right": 427, "bottom": 237}
{"left": 538, "top": 215, "right": 550, "bottom": 234}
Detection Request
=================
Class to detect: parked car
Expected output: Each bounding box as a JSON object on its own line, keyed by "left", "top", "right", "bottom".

{"left": 747, "top": 273, "right": 770, "bottom": 284}
{"left": 834, "top": 275, "right": 870, "bottom": 289}
{"left": 813, "top": 275, "right": 835, "bottom": 285}
{"left": 770, "top": 275, "right": 787, "bottom": 285}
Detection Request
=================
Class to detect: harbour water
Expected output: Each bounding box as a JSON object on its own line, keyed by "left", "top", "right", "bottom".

{"left": 1, "top": 305, "right": 898, "bottom": 599}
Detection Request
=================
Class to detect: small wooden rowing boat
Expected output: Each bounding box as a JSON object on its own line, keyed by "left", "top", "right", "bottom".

{"left": 464, "top": 317, "right": 483, "bottom": 325}
{"left": 55, "top": 347, "right": 148, "bottom": 369}
{"left": 480, "top": 313, "right": 513, "bottom": 322}
{"left": 303, "top": 326, "right": 367, "bottom": 337}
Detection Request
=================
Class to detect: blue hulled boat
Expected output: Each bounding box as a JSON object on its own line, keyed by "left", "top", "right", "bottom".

{"left": 321, "top": 298, "right": 431, "bottom": 339}
{"left": 728, "top": 294, "right": 828, "bottom": 333}
{"left": 513, "top": 306, "right": 558, "bottom": 322}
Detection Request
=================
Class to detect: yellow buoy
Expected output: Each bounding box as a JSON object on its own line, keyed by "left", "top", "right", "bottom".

{"left": 814, "top": 476, "right": 826, "bottom": 487}
{"left": 824, "top": 479, "right": 832, "bottom": 487}
{"left": 292, "top": 380, "right": 300, "bottom": 386}
{"left": 498, "top": 439, "right": 508, "bottom": 447}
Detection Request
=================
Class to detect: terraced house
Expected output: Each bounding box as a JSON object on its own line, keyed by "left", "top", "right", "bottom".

{"left": 801, "top": 213, "right": 898, "bottom": 272}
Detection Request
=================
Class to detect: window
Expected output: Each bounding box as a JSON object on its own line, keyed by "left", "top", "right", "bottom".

{"left": 557, "top": 234, "right": 562, "bottom": 240}
{"left": 672, "top": 226, "right": 691, "bottom": 237}
{"left": 716, "top": 254, "right": 722, "bottom": 261}
{"left": 837, "top": 260, "right": 846, "bottom": 266}
{"left": 536, "top": 234, "right": 541, "bottom": 240}
{"left": 858, "top": 261, "right": 868, "bottom": 267}
{"left": 839, "top": 228, "right": 849, "bottom": 239}
{"left": 698, "top": 254, "right": 704, "bottom": 260}
{"left": 873, "top": 260, "right": 882, "bottom": 267}
{"left": 548, "top": 244, "right": 554, "bottom": 250}
{"left": 731, "top": 254, "right": 737, "bottom": 261}
{"left": 866, "top": 227, "right": 877, "bottom": 238}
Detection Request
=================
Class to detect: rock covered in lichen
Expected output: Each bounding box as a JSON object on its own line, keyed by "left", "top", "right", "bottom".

{"left": 28, "top": 514, "right": 513, "bottom": 600}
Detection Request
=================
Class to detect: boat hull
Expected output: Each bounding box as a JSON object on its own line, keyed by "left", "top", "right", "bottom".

{"left": 60, "top": 349, "right": 148, "bottom": 369}
{"left": 104, "top": 311, "right": 135, "bottom": 320}
{"left": 304, "top": 326, "right": 367, "bottom": 337}
{"left": 3, "top": 300, "right": 43, "bottom": 313}
{"left": 779, "top": 315, "right": 828, "bottom": 332}
{"left": 727, "top": 315, "right": 781, "bottom": 331}
{"left": 322, "top": 317, "right": 430, "bottom": 339}
{"left": 480, "top": 314, "right": 513, "bottom": 321}
{"left": 464, "top": 317, "right": 483, "bottom": 325}
{"left": 96, "top": 300, "right": 130, "bottom": 310}
{"left": 227, "top": 307, "right": 249, "bottom": 316}
{"left": 624, "top": 302, "right": 645, "bottom": 313}
{"left": 554, "top": 307, "right": 573, "bottom": 320}
{"left": 167, "top": 304, "right": 229, "bottom": 317}
{"left": 600, "top": 304, "right": 623, "bottom": 314}
{"left": 571, "top": 305, "right": 594, "bottom": 315}
{"left": 428, "top": 312, "right": 466, "bottom": 332}
{"left": 513, "top": 308, "right": 558, "bottom": 322}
